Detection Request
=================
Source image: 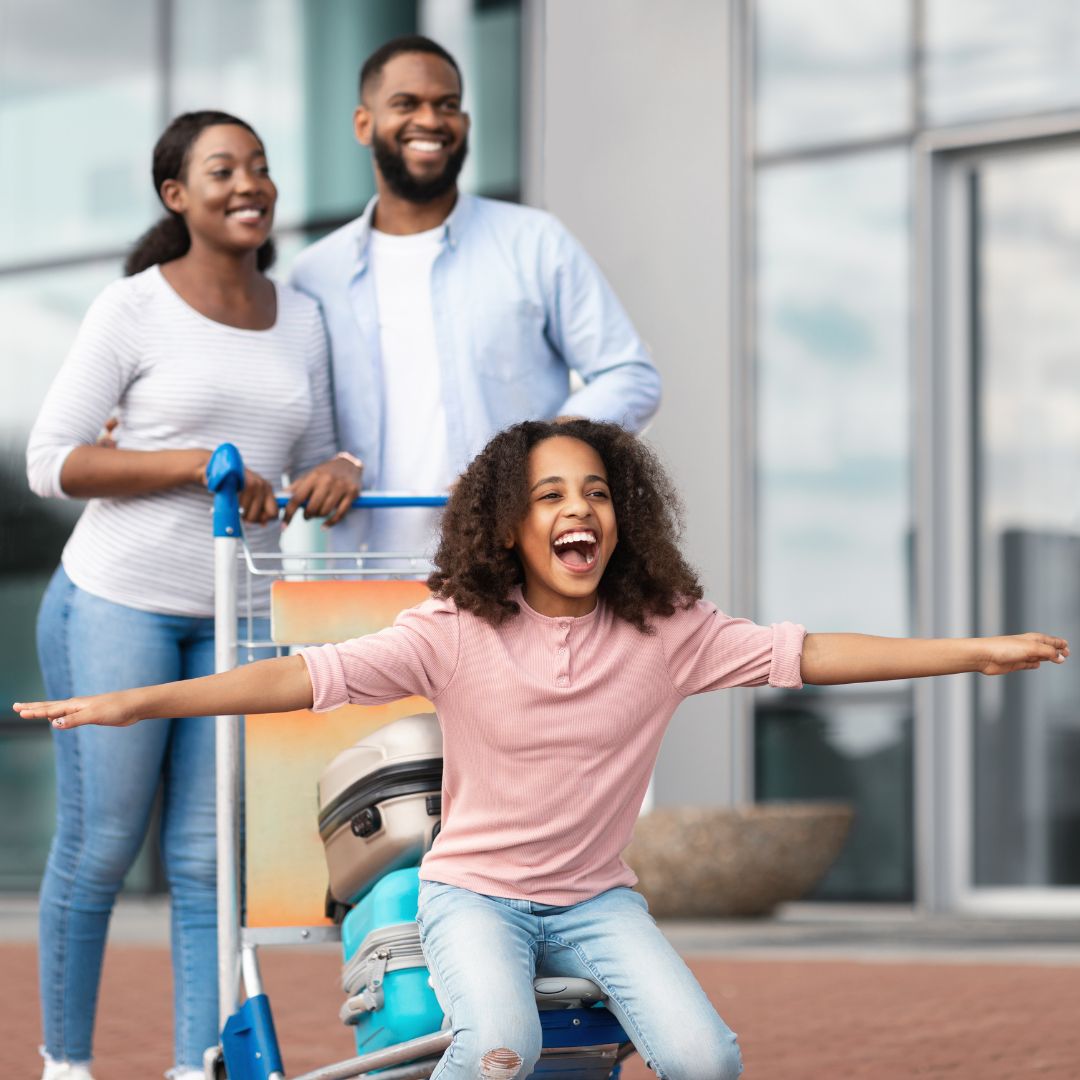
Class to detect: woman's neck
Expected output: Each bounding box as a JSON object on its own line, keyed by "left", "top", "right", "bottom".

{"left": 160, "top": 245, "right": 275, "bottom": 331}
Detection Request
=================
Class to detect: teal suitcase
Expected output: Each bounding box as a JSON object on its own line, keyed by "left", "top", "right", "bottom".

{"left": 339, "top": 867, "right": 444, "bottom": 1055}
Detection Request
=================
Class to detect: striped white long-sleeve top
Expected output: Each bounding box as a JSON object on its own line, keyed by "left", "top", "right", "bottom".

{"left": 27, "top": 265, "right": 337, "bottom": 617}
{"left": 301, "top": 589, "right": 806, "bottom": 905}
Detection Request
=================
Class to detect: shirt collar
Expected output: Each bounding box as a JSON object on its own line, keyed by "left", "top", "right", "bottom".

{"left": 511, "top": 585, "right": 602, "bottom": 625}
{"left": 352, "top": 191, "right": 472, "bottom": 274}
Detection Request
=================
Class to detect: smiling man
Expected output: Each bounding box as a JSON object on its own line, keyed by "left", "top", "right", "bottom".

{"left": 290, "top": 35, "right": 661, "bottom": 555}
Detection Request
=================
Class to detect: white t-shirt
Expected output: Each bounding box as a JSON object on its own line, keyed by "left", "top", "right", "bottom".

{"left": 26, "top": 266, "right": 336, "bottom": 616}
{"left": 361, "top": 225, "right": 452, "bottom": 556}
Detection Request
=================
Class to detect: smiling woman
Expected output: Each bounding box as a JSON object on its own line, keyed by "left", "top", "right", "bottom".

{"left": 23, "top": 110, "right": 360, "bottom": 1080}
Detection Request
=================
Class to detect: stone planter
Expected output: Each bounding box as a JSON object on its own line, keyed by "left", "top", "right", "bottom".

{"left": 624, "top": 802, "right": 854, "bottom": 918}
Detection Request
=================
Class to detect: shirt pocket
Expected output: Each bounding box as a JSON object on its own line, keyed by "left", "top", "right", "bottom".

{"left": 473, "top": 298, "right": 548, "bottom": 384}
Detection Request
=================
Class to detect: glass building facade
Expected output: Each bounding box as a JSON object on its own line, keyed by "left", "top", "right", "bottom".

{"left": 748, "top": 0, "right": 1080, "bottom": 909}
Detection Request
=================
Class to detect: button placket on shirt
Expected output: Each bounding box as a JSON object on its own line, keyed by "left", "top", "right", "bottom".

{"left": 555, "top": 620, "right": 571, "bottom": 687}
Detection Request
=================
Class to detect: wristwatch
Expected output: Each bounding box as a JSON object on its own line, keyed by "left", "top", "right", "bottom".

{"left": 335, "top": 450, "right": 364, "bottom": 470}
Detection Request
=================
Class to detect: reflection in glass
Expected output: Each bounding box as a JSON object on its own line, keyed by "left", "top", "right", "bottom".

{"left": 754, "top": 0, "right": 909, "bottom": 153}
{"left": 1, "top": 258, "right": 161, "bottom": 894}
{"left": 756, "top": 694, "right": 913, "bottom": 899}
{"left": 0, "top": 0, "right": 161, "bottom": 265}
{"left": 0, "top": 727, "right": 58, "bottom": 890}
{"left": 421, "top": 0, "right": 521, "bottom": 197}
{"left": 925, "top": 0, "right": 1080, "bottom": 125}
{"left": 972, "top": 147, "right": 1080, "bottom": 886}
{"left": 1, "top": 262, "right": 118, "bottom": 713}
{"left": 174, "top": 0, "right": 331, "bottom": 226}
{"left": 756, "top": 151, "right": 910, "bottom": 636}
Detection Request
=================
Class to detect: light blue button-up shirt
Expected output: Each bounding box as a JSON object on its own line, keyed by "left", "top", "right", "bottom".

{"left": 290, "top": 193, "right": 661, "bottom": 489}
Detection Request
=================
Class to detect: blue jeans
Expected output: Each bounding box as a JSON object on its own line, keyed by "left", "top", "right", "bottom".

{"left": 416, "top": 880, "right": 742, "bottom": 1080}
{"left": 36, "top": 566, "right": 267, "bottom": 1071}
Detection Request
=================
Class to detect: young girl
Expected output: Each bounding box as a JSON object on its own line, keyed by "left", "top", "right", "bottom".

{"left": 17, "top": 419, "right": 1068, "bottom": 1080}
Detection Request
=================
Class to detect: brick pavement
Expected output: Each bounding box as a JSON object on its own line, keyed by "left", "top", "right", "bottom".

{"left": 2, "top": 942, "right": 1078, "bottom": 1078}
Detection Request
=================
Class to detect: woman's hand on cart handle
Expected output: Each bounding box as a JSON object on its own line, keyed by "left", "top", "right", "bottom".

{"left": 282, "top": 452, "right": 362, "bottom": 527}
{"left": 238, "top": 468, "right": 279, "bottom": 525}
{"left": 199, "top": 456, "right": 279, "bottom": 525}
{"left": 15, "top": 655, "right": 315, "bottom": 730}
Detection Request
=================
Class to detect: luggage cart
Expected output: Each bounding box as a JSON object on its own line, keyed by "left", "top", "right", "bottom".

{"left": 204, "top": 444, "right": 635, "bottom": 1080}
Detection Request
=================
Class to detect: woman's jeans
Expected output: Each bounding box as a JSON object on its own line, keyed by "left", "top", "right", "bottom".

{"left": 36, "top": 566, "right": 267, "bottom": 1071}
{"left": 416, "top": 880, "right": 743, "bottom": 1080}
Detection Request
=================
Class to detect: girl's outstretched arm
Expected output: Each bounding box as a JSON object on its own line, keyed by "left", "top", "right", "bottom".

{"left": 801, "top": 632, "right": 1069, "bottom": 685}
{"left": 14, "top": 654, "right": 314, "bottom": 730}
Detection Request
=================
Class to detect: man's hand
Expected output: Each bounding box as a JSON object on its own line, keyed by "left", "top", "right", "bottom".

{"left": 283, "top": 455, "right": 362, "bottom": 527}
{"left": 15, "top": 692, "right": 138, "bottom": 730}
{"left": 976, "top": 633, "right": 1069, "bottom": 675}
{"left": 96, "top": 416, "right": 119, "bottom": 448}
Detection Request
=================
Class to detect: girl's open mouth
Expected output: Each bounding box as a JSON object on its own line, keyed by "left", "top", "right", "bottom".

{"left": 553, "top": 530, "right": 599, "bottom": 571}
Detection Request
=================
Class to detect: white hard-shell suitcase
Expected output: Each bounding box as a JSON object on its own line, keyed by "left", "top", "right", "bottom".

{"left": 317, "top": 712, "right": 443, "bottom": 915}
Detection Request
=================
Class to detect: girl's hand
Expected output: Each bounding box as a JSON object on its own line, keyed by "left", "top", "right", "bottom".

{"left": 14, "top": 692, "right": 137, "bottom": 729}
{"left": 977, "top": 633, "right": 1069, "bottom": 675}
{"left": 282, "top": 454, "right": 362, "bottom": 527}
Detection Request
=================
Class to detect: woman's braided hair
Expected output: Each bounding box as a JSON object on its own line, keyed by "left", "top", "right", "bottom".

{"left": 428, "top": 419, "right": 703, "bottom": 632}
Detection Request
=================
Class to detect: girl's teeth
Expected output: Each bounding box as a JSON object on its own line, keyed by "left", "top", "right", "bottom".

{"left": 555, "top": 531, "right": 596, "bottom": 546}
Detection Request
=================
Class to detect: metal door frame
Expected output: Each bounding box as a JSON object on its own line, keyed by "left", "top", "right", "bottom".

{"left": 914, "top": 110, "right": 1080, "bottom": 914}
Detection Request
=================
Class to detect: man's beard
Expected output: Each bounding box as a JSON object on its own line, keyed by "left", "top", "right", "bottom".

{"left": 372, "top": 130, "right": 469, "bottom": 204}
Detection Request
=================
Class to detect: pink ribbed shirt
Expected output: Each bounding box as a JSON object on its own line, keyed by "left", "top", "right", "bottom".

{"left": 301, "top": 589, "right": 805, "bottom": 905}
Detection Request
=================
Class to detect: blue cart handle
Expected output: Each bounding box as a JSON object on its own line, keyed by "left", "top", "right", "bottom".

{"left": 273, "top": 493, "right": 448, "bottom": 509}
{"left": 207, "top": 444, "right": 448, "bottom": 538}
{"left": 207, "top": 443, "right": 245, "bottom": 538}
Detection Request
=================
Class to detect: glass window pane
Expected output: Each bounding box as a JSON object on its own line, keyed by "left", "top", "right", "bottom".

{"left": 0, "top": 0, "right": 162, "bottom": 266}
{"left": 925, "top": 0, "right": 1080, "bottom": 125}
{"left": 172, "top": 0, "right": 417, "bottom": 226}
{"left": 756, "top": 151, "right": 910, "bottom": 636}
{"left": 970, "top": 147, "right": 1080, "bottom": 886}
{"left": 1, "top": 260, "right": 161, "bottom": 894}
{"left": 0, "top": 261, "right": 118, "bottom": 634}
{"left": 756, "top": 695, "right": 914, "bottom": 900}
{"left": 755, "top": 0, "right": 910, "bottom": 154}
{"left": 421, "top": 0, "right": 521, "bottom": 197}
{"left": 0, "top": 727, "right": 57, "bottom": 890}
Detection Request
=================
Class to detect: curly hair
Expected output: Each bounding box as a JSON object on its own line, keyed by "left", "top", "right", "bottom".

{"left": 428, "top": 420, "right": 703, "bottom": 632}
